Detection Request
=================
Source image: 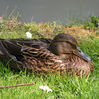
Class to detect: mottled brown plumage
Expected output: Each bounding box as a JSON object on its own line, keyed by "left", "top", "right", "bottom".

{"left": 0, "top": 33, "right": 94, "bottom": 77}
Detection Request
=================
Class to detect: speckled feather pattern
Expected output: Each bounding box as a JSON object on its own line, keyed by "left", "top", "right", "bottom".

{"left": 21, "top": 45, "right": 93, "bottom": 77}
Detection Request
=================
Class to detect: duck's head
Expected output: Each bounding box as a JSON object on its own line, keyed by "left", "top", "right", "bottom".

{"left": 48, "top": 33, "right": 91, "bottom": 62}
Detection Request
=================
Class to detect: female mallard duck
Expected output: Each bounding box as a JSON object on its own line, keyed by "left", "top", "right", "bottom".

{"left": 0, "top": 33, "right": 93, "bottom": 77}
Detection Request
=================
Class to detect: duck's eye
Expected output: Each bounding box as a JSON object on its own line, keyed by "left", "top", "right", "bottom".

{"left": 77, "top": 47, "right": 82, "bottom": 53}
{"left": 78, "top": 50, "right": 81, "bottom": 53}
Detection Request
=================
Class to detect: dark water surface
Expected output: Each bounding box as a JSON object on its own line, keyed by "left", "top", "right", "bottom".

{"left": 0, "top": 0, "right": 99, "bottom": 24}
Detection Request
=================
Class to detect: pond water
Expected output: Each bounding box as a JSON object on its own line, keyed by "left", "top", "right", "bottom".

{"left": 0, "top": 0, "right": 99, "bottom": 24}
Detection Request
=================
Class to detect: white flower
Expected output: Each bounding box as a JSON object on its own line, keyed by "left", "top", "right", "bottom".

{"left": 26, "top": 32, "right": 32, "bottom": 38}
{"left": 39, "top": 85, "right": 52, "bottom": 93}
{"left": 39, "top": 85, "right": 49, "bottom": 91}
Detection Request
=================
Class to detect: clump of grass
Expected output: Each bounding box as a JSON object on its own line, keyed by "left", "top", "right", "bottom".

{"left": 0, "top": 17, "right": 62, "bottom": 39}
{"left": 0, "top": 17, "right": 27, "bottom": 39}
{"left": 84, "top": 16, "right": 99, "bottom": 30}
{"left": 0, "top": 16, "right": 99, "bottom": 39}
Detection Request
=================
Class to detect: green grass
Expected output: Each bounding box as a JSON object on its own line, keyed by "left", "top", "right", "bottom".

{"left": 0, "top": 17, "right": 99, "bottom": 99}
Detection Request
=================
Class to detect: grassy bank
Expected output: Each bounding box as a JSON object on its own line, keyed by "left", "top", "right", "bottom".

{"left": 0, "top": 16, "right": 99, "bottom": 99}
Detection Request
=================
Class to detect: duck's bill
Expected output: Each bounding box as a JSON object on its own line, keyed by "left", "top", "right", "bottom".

{"left": 77, "top": 47, "right": 91, "bottom": 62}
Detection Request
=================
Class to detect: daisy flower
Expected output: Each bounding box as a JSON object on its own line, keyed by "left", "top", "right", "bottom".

{"left": 26, "top": 32, "right": 32, "bottom": 38}
{"left": 39, "top": 85, "right": 52, "bottom": 93}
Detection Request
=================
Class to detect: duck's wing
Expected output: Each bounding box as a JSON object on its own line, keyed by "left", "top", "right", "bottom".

{"left": 21, "top": 44, "right": 57, "bottom": 60}
{"left": 21, "top": 44, "right": 65, "bottom": 73}
{"left": 9, "top": 38, "right": 52, "bottom": 48}
{"left": 39, "top": 38, "right": 52, "bottom": 45}
{"left": 0, "top": 38, "right": 55, "bottom": 71}
{"left": 0, "top": 39, "right": 24, "bottom": 70}
{"left": 0, "top": 38, "right": 65, "bottom": 73}
{"left": 0, "top": 38, "right": 52, "bottom": 60}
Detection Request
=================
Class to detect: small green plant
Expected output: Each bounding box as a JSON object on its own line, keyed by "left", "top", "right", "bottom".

{"left": 91, "top": 16, "right": 99, "bottom": 28}
{"left": 84, "top": 16, "right": 99, "bottom": 29}
{"left": 84, "top": 22, "right": 95, "bottom": 30}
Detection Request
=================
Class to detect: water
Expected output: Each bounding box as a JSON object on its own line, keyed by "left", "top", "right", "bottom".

{"left": 0, "top": 0, "right": 99, "bottom": 24}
